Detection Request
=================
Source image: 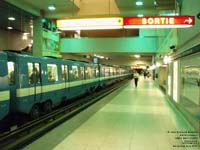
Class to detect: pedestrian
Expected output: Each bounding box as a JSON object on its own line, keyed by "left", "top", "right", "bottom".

{"left": 144, "top": 71, "right": 147, "bottom": 79}
{"left": 133, "top": 71, "right": 139, "bottom": 88}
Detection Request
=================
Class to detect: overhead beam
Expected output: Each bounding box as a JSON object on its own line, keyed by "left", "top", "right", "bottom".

{"left": 60, "top": 37, "right": 158, "bottom": 53}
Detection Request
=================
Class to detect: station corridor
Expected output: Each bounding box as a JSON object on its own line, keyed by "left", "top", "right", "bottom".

{"left": 24, "top": 78, "right": 198, "bottom": 150}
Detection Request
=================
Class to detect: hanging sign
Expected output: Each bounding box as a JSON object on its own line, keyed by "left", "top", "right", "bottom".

{"left": 124, "top": 16, "right": 194, "bottom": 28}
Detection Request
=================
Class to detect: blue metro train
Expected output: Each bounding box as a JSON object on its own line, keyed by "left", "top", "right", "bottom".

{"left": 0, "top": 51, "right": 131, "bottom": 120}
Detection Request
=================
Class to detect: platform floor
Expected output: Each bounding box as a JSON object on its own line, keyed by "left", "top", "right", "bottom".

{"left": 24, "top": 78, "right": 198, "bottom": 150}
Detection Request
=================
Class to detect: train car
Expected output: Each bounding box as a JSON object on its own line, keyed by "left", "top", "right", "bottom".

{"left": 2, "top": 51, "right": 131, "bottom": 119}
{"left": 5, "top": 52, "right": 93, "bottom": 118}
{"left": 0, "top": 51, "right": 10, "bottom": 120}
{"left": 99, "top": 64, "right": 130, "bottom": 87}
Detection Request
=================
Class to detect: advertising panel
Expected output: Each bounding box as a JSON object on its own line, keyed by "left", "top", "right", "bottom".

{"left": 181, "top": 53, "right": 200, "bottom": 105}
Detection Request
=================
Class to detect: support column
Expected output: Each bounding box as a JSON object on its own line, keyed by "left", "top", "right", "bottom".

{"left": 32, "top": 17, "right": 43, "bottom": 57}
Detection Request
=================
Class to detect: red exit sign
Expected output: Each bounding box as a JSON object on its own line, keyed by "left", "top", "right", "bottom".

{"left": 124, "top": 16, "right": 195, "bottom": 28}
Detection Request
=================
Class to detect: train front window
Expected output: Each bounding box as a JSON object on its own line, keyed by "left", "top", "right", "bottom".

{"left": 8, "top": 61, "right": 15, "bottom": 85}
{"left": 47, "top": 64, "right": 58, "bottom": 82}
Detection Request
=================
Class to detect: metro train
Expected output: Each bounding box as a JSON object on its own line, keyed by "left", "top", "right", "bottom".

{"left": 0, "top": 51, "right": 131, "bottom": 120}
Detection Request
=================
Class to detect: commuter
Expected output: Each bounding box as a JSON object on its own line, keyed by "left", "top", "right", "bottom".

{"left": 144, "top": 71, "right": 147, "bottom": 79}
{"left": 133, "top": 71, "right": 139, "bottom": 88}
{"left": 30, "top": 68, "right": 39, "bottom": 84}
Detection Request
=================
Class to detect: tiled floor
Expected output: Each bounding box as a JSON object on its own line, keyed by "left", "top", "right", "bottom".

{"left": 24, "top": 78, "right": 199, "bottom": 150}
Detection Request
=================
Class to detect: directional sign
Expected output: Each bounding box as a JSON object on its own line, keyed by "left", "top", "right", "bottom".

{"left": 124, "top": 16, "right": 195, "bottom": 28}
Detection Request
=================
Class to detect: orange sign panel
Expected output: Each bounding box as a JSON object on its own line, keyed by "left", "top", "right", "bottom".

{"left": 124, "top": 16, "right": 194, "bottom": 28}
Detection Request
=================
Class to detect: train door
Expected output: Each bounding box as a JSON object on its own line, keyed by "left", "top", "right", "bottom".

{"left": 61, "top": 64, "right": 69, "bottom": 99}
{"left": 27, "top": 62, "right": 42, "bottom": 103}
{"left": 80, "top": 65, "right": 85, "bottom": 90}
{"left": 7, "top": 61, "right": 17, "bottom": 112}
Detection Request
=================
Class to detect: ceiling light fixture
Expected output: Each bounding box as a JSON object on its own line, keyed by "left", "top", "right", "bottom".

{"left": 48, "top": 5, "right": 56, "bottom": 11}
{"left": 137, "top": 14, "right": 144, "bottom": 17}
{"left": 136, "top": 1, "right": 143, "bottom": 6}
{"left": 154, "top": 0, "right": 157, "bottom": 6}
{"left": 8, "top": 17, "right": 15, "bottom": 21}
{"left": 7, "top": 26, "right": 13, "bottom": 30}
{"left": 134, "top": 55, "right": 141, "bottom": 58}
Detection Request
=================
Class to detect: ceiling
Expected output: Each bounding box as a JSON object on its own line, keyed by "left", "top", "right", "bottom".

{"left": 1, "top": 0, "right": 178, "bottom": 66}
{"left": 2, "top": 0, "right": 178, "bottom": 37}
{"left": 0, "top": 1, "right": 34, "bottom": 39}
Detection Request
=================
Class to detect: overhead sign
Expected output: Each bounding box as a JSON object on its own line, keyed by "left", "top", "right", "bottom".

{"left": 57, "top": 17, "right": 123, "bottom": 30}
{"left": 124, "top": 16, "right": 194, "bottom": 28}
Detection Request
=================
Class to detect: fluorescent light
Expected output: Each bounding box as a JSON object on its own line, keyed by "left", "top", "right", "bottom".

{"left": 57, "top": 17, "right": 123, "bottom": 30}
{"left": 8, "top": 17, "right": 15, "bottom": 21}
{"left": 22, "top": 34, "right": 28, "bottom": 40}
{"left": 7, "top": 26, "right": 13, "bottom": 30}
{"left": 134, "top": 55, "right": 141, "bottom": 58}
{"left": 136, "top": 1, "right": 143, "bottom": 6}
{"left": 154, "top": 0, "right": 157, "bottom": 6}
{"left": 48, "top": 5, "right": 56, "bottom": 11}
{"left": 156, "top": 62, "right": 161, "bottom": 67}
{"left": 137, "top": 14, "right": 144, "bottom": 17}
{"left": 163, "top": 56, "right": 171, "bottom": 64}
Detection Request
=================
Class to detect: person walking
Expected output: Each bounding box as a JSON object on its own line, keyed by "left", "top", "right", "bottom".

{"left": 133, "top": 71, "right": 139, "bottom": 88}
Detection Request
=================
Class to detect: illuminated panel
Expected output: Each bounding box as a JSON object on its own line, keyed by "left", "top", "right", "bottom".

{"left": 173, "top": 61, "right": 178, "bottom": 102}
{"left": 124, "top": 16, "right": 194, "bottom": 28}
{"left": 57, "top": 17, "right": 123, "bottom": 30}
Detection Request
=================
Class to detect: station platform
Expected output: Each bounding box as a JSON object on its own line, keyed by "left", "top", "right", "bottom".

{"left": 23, "top": 78, "right": 198, "bottom": 150}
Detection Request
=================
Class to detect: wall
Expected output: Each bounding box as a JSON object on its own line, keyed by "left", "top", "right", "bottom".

{"left": 165, "top": 0, "right": 200, "bottom": 133}
{"left": 178, "top": 0, "right": 200, "bottom": 52}
{"left": 0, "top": 29, "right": 31, "bottom": 51}
{"left": 158, "top": 66, "right": 167, "bottom": 90}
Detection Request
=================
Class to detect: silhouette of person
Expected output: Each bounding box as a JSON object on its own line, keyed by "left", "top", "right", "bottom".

{"left": 133, "top": 71, "right": 139, "bottom": 88}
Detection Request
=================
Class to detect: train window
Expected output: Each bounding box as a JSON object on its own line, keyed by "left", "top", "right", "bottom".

{"left": 61, "top": 65, "right": 68, "bottom": 81}
{"left": 28, "top": 63, "right": 41, "bottom": 84}
{"left": 8, "top": 61, "right": 15, "bottom": 85}
{"left": 80, "top": 67, "right": 85, "bottom": 79}
{"left": 93, "top": 67, "right": 99, "bottom": 78}
{"left": 110, "top": 67, "right": 114, "bottom": 76}
{"left": 47, "top": 64, "right": 58, "bottom": 82}
{"left": 34, "top": 63, "right": 41, "bottom": 83}
{"left": 28, "top": 63, "right": 34, "bottom": 84}
{"left": 86, "top": 67, "right": 93, "bottom": 79}
{"left": 113, "top": 68, "right": 116, "bottom": 75}
{"left": 105, "top": 67, "right": 110, "bottom": 77}
{"left": 71, "top": 66, "right": 79, "bottom": 79}
{"left": 101, "top": 67, "right": 105, "bottom": 77}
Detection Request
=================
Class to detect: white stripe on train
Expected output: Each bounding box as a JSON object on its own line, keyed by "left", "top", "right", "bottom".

{"left": 16, "top": 74, "right": 129, "bottom": 98}
{"left": 0, "top": 91, "right": 10, "bottom": 101}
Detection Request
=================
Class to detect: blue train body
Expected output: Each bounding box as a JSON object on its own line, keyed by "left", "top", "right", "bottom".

{"left": 0, "top": 52, "right": 10, "bottom": 120}
{"left": 0, "top": 51, "right": 131, "bottom": 119}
